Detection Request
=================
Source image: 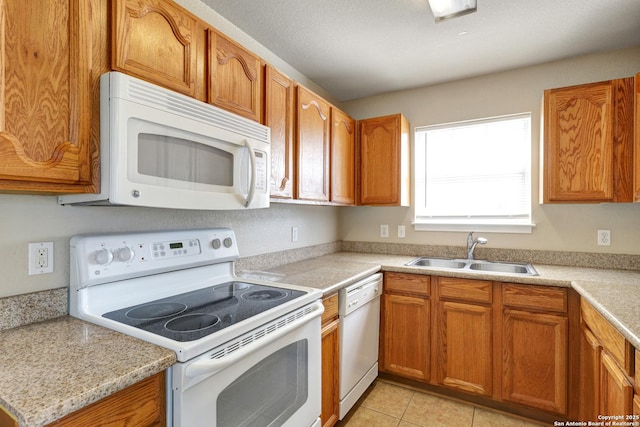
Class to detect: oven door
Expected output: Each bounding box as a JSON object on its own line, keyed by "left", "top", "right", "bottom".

{"left": 171, "top": 301, "right": 323, "bottom": 427}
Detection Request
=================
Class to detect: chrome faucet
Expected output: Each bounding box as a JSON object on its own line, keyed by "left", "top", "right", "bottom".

{"left": 466, "top": 232, "right": 487, "bottom": 260}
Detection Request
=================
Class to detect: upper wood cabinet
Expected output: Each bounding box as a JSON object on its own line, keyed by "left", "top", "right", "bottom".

{"left": 209, "top": 29, "right": 263, "bottom": 122}
{"left": 358, "top": 114, "right": 410, "bottom": 206}
{"left": 264, "top": 65, "right": 295, "bottom": 199}
{"left": 330, "top": 108, "right": 356, "bottom": 205}
{"left": 112, "top": 0, "right": 198, "bottom": 97}
{"left": 0, "top": 0, "right": 107, "bottom": 194}
{"left": 296, "top": 86, "right": 330, "bottom": 202}
{"left": 543, "top": 77, "right": 635, "bottom": 203}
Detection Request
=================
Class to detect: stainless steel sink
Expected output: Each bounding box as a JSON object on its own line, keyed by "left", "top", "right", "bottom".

{"left": 405, "top": 257, "right": 538, "bottom": 276}
{"left": 405, "top": 257, "right": 467, "bottom": 269}
{"left": 468, "top": 260, "right": 537, "bottom": 275}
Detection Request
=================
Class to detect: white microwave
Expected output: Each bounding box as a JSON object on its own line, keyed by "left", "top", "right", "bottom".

{"left": 59, "top": 72, "right": 270, "bottom": 210}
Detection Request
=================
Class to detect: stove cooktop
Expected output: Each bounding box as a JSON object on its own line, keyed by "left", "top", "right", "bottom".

{"left": 103, "top": 281, "right": 305, "bottom": 342}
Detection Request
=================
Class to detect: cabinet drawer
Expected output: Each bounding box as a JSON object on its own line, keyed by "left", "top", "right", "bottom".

{"left": 385, "top": 272, "right": 430, "bottom": 297}
{"left": 322, "top": 293, "right": 339, "bottom": 324}
{"left": 437, "top": 277, "right": 492, "bottom": 304}
{"left": 581, "top": 299, "right": 633, "bottom": 376}
{"left": 503, "top": 283, "right": 567, "bottom": 313}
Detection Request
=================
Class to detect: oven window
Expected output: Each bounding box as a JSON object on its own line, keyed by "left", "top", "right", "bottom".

{"left": 217, "top": 340, "right": 308, "bottom": 427}
{"left": 138, "top": 133, "right": 234, "bottom": 186}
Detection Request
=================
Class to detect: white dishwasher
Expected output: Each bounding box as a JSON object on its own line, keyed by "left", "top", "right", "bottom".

{"left": 338, "top": 273, "right": 383, "bottom": 419}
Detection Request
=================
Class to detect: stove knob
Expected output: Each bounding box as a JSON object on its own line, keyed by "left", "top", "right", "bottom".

{"left": 212, "top": 239, "right": 221, "bottom": 249}
{"left": 223, "top": 237, "right": 233, "bottom": 248}
{"left": 114, "top": 246, "right": 135, "bottom": 262}
{"left": 94, "top": 248, "right": 113, "bottom": 265}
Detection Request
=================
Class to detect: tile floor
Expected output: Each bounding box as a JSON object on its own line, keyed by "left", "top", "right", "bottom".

{"left": 338, "top": 379, "right": 547, "bottom": 427}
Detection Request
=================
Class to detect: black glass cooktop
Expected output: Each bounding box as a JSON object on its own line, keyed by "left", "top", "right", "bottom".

{"left": 103, "top": 282, "right": 305, "bottom": 342}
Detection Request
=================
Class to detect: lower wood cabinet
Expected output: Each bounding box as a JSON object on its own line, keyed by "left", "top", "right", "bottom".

{"left": 380, "top": 273, "right": 583, "bottom": 420}
{"left": 321, "top": 293, "right": 340, "bottom": 427}
{"left": 580, "top": 298, "right": 636, "bottom": 420}
{"left": 601, "top": 352, "right": 634, "bottom": 416}
{"left": 502, "top": 308, "right": 568, "bottom": 414}
{"left": 501, "top": 284, "right": 570, "bottom": 415}
{"left": 45, "top": 371, "right": 166, "bottom": 426}
{"left": 433, "top": 277, "right": 493, "bottom": 396}
{"left": 380, "top": 273, "right": 430, "bottom": 381}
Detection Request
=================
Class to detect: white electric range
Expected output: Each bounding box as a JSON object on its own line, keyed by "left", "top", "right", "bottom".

{"left": 69, "top": 228, "right": 323, "bottom": 427}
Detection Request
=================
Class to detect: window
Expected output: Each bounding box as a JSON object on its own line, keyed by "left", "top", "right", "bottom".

{"left": 414, "top": 113, "right": 533, "bottom": 233}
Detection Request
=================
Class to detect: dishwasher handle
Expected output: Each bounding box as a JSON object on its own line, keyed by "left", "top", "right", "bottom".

{"left": 340, "top": 273, "right": 382, "bottom": 316}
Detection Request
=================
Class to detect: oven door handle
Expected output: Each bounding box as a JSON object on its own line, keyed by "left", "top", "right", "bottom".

{"left": 184, "top": 300, "right": 324, "bottom": 378}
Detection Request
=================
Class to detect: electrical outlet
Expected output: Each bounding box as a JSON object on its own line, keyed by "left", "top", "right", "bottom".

{"left": 380, "top": 224, "right": 389, "bottom": 238}
{"left": 28, "top": 242, "right": 54, "bottom": 275}
{"left": 398, "top": 225, "right": 406, "bottom": 238}
{"left": 291, "top": 226, "right": 298, "bottom": 242}
{"left": 597, "top": 229, "right": 611, "bottom": 246}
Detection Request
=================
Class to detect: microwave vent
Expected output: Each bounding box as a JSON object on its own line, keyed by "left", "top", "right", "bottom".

{"left": 121, "top": 74, "right": 270, "bottom": 143}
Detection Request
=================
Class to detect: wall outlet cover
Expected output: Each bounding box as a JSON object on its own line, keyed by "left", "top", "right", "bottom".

{"left": 28, "top": 241, "right": 54, "bottom": 275}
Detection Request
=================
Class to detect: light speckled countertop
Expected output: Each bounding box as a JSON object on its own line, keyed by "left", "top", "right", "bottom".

{"left": 2, "top": 250, "right": 638, "bottom": 426}
{"left": 0, "top": 316, "right": 175, "bottom": 427}
{"left": 257, "top": 252, "right": 640, "bottom": 349}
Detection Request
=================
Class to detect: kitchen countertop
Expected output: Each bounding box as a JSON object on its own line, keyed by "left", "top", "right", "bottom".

{"left": 0, "top": 316, "right": 176, "bottom": 427}
{"left": 259, "top": 251, "right": 640, "bottom": 349}
{"left": 2, "top": 250, "right": 639, "bottom": 426}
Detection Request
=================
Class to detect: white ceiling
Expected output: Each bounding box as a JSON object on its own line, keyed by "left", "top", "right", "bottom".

{"left": 201, "top": 0, "right": 640, "bottom": 102}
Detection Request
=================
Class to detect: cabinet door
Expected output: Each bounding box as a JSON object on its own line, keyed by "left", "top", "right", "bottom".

{"left": 0, "top": 0, "right": 105, "bottom": 193}
{"left": 435, "top": 301, "right": 492, "bottom": 396}
{"left": 600, "top": 352, "right": 633, "bottom": 417}
{"left": 543, "top": 79, "right": 634, "bottom": 203}
{"left": 359, "top": 114, "right": 410, "bottom": 206}
{"left": 579, "top": 327, "right": 602, "bottom": 421}
{"left": 209, "top": 30, "right": 262, "bottom": 122}
{"left": 381, "top": 293, "right": 430, "bottom": 381}
{"left": 321, "top": 318, "right": 340, "bottom": 427}
{"left": 296, "top": 86, "right": 330, "bottom": 201}
{"left": 264, "top": 66, "right": 295, "bottom": 199}
{"left": 502, "top": 309, "right": 568, "bottom": 414}
{"left": 330, "top": 108, "right": 355, "bottom": 205}
{"left": 112, "top": 0, "right": 197, "bottom": 96}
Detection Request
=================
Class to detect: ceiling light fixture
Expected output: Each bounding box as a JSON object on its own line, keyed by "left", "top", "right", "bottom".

{"left": 427, "top": 0, "right": 477, "bottom": 22}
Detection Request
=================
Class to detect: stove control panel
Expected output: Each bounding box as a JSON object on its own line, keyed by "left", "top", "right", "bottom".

{"left": 151, "top": 239, "right": 201, "bottom": 259}
{"left": 70, "top": 228, "right": 239, "bottom": 288}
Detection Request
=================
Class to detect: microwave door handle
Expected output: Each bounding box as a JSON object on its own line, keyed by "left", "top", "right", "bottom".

{"left": 184, "top": 301, "right": 324, "bottom": 378}
{"left": 243, "top": 140, "right": 257, "bottom": 208}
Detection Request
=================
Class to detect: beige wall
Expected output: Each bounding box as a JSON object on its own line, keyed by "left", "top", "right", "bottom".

{"left": 0, "top": 194, "right": 339, "bottom": 298}
{"left": 340, "top": 47, "right": 640, "bottom": 254}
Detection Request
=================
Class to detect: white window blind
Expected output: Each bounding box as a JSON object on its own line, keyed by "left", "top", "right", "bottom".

{"left": 414, "top": 113, "right": 533, "bottom": 233}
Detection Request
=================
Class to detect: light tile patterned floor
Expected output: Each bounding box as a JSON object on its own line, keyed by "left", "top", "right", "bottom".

{"left": 338, "top": 380, "right": 546, "bottom": 427}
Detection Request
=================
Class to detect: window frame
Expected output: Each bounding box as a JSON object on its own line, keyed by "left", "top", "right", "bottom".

{"left": 412, "top": 112, "right": 535, "bottom": 234}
